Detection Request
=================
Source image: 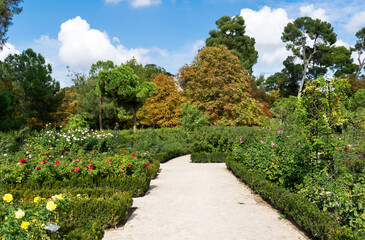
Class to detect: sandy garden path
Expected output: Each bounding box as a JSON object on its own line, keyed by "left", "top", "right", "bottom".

{"left": 103, "top": 155, "right": 308, "bottom": 240}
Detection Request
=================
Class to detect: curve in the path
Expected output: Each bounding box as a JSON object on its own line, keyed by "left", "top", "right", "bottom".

{"left": 103, "top": 155, "right": 308, "bottom": 240}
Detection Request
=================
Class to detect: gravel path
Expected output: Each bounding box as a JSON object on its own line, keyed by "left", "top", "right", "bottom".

{"left": 103, "top": 155, "right": 308, "bottom": 240}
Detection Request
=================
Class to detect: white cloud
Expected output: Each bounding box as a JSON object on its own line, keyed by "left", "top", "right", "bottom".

{"left": 131, "top": 0, "right": 161, "bottom": 7}
{"left": 58, "top": 16, "right": 166, "bottom": 70}
{"left": 240, "top": 6, "right": 292, "bottom": 75}
{"left": 345, "top": 11, "right": 365, "bottom": 33}
{"left": 105, "top": 0, "right": 161, "bottom": 7}
{"left": 105, "top": 0, "right": 123, "bottom": 3}
{"left": 334, "top": 39, "right": 350, "bottom": 48}
{"left": 299, "top": 4, "right": 330, "bottom": 22}
{"left": 0, "top": 43, "right": 20, "bottom": 61}
{"left": 112, "top": 37, "right": 120, "bottom": 43}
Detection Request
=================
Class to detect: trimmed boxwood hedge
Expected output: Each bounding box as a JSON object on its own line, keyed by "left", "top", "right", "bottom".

{"left": 226, "top": 159, "right": 364, "bottom": 240}
{"left": 191, "top": 152, "right": 231, "bottom": 163}
{"left": 1, "top": 161, "right": 160, "bottom": 198}
{"left": 151, "top": 149, "right": 190, "bottom": 163}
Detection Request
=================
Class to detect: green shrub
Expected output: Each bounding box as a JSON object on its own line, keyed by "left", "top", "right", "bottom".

{"left": 191, "top": 152, "right": 231, "bottom": 163}
{"left": 226, "top": 159, "right": 364, "bottom": 240}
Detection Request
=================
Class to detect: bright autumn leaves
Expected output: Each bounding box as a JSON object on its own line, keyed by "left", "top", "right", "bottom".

{"left": 177, "top": 45, "right": 263, "bottom": 126}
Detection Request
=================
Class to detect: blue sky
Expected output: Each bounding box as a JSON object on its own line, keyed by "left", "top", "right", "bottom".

{"left": 1, "top": 0, "right": 365, "bottom": 87}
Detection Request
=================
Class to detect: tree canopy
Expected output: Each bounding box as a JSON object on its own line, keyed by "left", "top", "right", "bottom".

{"left": 206, "top": 15, "right": 258, "bottom": 74}
{"left": 354, "top": 27, "right": 365, "bottom": 79}
{"left": 98, "top": 64, "right": 156, "bottom": 130}
{"left": 282, "top": 17, "right": 337, "bottom": 97}
{"left": 138, "top": 73, "right": 186, "bottom": 127}
{"left": 0, "top": 0, "right": 22, "bottom": 49}
{"left": 178, "top": 45, "right": 262, "bottom": 126}
{"left": 0, "top": 48, "right": 64, "bottom": 128}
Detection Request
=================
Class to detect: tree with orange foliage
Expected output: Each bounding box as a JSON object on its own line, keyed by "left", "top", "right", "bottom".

{"left": 138, "top": 73, "right": 186, "bottom": 127}
{"left": 177, "top": 45, "right": 263, "bottom": 126}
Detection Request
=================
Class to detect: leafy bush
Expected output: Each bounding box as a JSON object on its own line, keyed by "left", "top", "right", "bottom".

{"left": 226, "top": 159, "right": 364, "bottom": 240}
{"left": 191, "top": 152, "right": 231, "bottom": 163}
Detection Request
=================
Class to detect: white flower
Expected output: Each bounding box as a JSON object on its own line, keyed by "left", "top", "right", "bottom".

{"left": 29, "top": 154, "right": 32, "bottom": 158}
{"left": 3, "top": 154, "right": 7, "bottom": 157}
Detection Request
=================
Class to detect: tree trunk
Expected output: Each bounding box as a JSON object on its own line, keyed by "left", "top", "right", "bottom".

{"left": 99, "top": 94, "right": 102, "bottom": 131}
{"left": 133, "top": 108, "right": 137, "bottom": 131}
{"left": 355, "top": 50, "right": 364, "bottom": 80}
{"left": 297, "top": 63, "right": 308, "bottom": 98}
{"left": 298, "top": 37, "right": 317, "bottom": 98}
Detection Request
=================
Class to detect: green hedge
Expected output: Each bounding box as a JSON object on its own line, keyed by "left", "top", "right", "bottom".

{"left": 151, "top": 148, "right": 190, "bottom": 163}
{"left": 1, "top": 162, "right": 160, "bottom": 198}
{"left": 1, "top": 189, "right": 133, "bottom": 240}
{"left": 52, "top": 192, "right": 132, "bottom": 239}
{"left": 226, "top": 159, "right": 363, "bottom": 240}
{"left": 191, "top": 152, "right": 231, "bottom": 163}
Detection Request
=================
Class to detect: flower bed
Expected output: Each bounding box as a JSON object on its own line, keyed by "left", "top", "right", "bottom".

{"left": 0, "top": 127, "right": 160, "bottom": 238}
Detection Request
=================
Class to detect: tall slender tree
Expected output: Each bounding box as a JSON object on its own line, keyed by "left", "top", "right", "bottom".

{"left": 282, "top": 17, "right": 337, "bottom": 97}
{"left": 353, "top": 27, "right": 365, "bottom": 79}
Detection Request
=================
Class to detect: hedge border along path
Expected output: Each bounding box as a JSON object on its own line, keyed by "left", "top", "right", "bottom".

{"left": 103, "top": 155, "right": 308, "bottom": 240}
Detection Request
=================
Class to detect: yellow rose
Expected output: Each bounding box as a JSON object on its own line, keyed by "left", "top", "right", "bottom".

{"left": 46, "top": 201, "right": 57, "bottom": 211}
{"left": 34, "top": 197, "right": 41, "bottom": 203}
{"left": 57, "top": 194, "right": 64, "bottom": 200}
{"left": 21, "top": 221, "right": 30, "bottom": 230}
{"left": 3, "top": 194, "right": 13, "bottom": 202}
{"left": 4, "top": 216, "right": 8, "bottom": 220}
{"left": 15, "top": 209, "right": 25, "bottom": 219}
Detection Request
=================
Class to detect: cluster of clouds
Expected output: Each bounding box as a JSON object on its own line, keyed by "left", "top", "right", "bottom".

{"left": 1, "top": 1, "right": 364, "bottom": 87}
{"left": 241, "top": 4, "right": 364, "bottom": 76}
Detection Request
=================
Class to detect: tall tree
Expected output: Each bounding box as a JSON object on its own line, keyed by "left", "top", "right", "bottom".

{"left": 206, "top": 15, "right": 258, "bottom": 74}
{"left": 282, "top": 17, "right": 337, "bottom": 97}
{"left": 353, "top": 27, "right": 365, "bottom": 79}
{"left": 98, "top": 65, "right": 156, "bottom": 131}
{"left": 178, "top": 45, "right": 262, "bottom": 126}
{"left": 138, "top": 73, "right": 186, "bottom": 127}
{"left": 0, "top": 48, "right": 64, "bottom": 127}
{"left": 0, "top": 0, "right": 22, "bottom": 49}
{"left": 89, "top": 60, "right": 115, "bottom": 130}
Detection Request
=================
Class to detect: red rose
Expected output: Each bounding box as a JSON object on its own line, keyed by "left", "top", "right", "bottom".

{"left": 121, "top": 165, "right": 125, "bottom": 169}
{"left": 126, "top": 163, "right": 130, "bottom": 167}
{"left": 20, "top": 158, "right": 25, "bottom": 163}
{"left": 45, "top": 153, "right": 49, "bottom": 156}
{"left": 144, "top": 163, "right": 149, "bottom": 167}
{"left": 36, "top": 167, "right": 41, "bottom": 170}
{"left": 132, "top": 153, "right": 136, "bottom": 157}
{"left": 75, "top": 167, "right": 80, "bottom": 171}
{"left": 55, "top": 161, "right": 60, "bottom": 166}
{"left": 345, "top": 147, "right": 348, "bottom": 150}
{"left": 70, "top": 169, "right": 74, "bottom": 172}
{"left": 355, "top": 152, "right": 359, "bottom": 154}
{"left": 61, "top": 148, "right": 65, "bottom": 152}
{"left": 43, "top": 160, "right": 47, "bottom": 164}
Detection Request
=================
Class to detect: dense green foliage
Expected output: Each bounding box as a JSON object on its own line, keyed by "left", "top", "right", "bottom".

{"left": 206, "top": 15, "right": 258, "bottom": 74}
{"left": 0, "top": 0, "right": 22, "bottom": 49}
